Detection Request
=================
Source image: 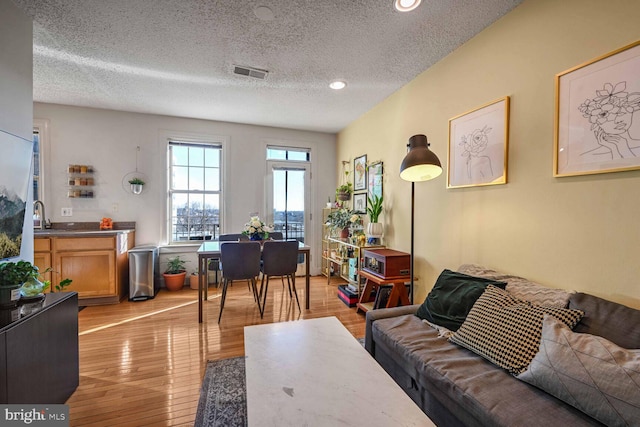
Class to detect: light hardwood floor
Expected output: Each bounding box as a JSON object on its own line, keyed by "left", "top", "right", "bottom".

{"left": 69, "top": 275, "right": 365, "bottom": 426}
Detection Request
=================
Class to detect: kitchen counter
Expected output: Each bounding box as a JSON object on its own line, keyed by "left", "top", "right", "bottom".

{"left": 34, "top": 228, "right": 134, "bottom": 237}
{"left": 34, "top": 221, "right": 135, "bottom": 237}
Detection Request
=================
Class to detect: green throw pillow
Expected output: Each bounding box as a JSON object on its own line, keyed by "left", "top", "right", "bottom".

{"left": 416, "top": 269, "right": 507, "bottom": 331}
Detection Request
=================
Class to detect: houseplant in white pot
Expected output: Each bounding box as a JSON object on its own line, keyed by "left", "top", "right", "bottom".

{"left": 366, "top": 194, "right": 384, "bottom": 241}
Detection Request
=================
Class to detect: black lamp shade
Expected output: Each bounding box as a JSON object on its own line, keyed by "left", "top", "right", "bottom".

{"left": 400, "top": 134, "right": 442, "bottom": 182}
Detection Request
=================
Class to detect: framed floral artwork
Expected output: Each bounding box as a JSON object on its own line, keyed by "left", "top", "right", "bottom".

{"left": 353, "top": 154, "right": 367, "bottom": 191}
{"left": 447, "top": 97, "right": 510, "bottom": 188}
{"left": 554, "top": 40, "right": 640, "bottom": 177}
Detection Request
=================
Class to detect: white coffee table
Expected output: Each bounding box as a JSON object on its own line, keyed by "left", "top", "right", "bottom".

{"left": 244, "top": 316, "right": 434, "bottom": 426}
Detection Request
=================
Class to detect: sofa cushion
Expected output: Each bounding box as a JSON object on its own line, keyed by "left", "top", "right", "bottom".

{"left": 415, "top": 269, "right": 507, "bottom": 331}
{"left": 371, "top": 314, "right": 602, "bottom": 426}
{"left": 518, "top": 315, "right": 640, "bottom": 426}
{"left": 458, "top": 264, "right": 573, "bottom": 308}
{"left": 449, "top": 285, "right": 584, "bottom": 374}
{"left": 569, "top": 292, "right": 640, "bottom": 349}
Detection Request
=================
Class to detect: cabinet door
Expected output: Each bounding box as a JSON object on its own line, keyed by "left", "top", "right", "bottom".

{"left": 34, "top": 238, "right": 52, "bottom": 289}
{"left": 55, "top": 250, "right": 116, "bottom": 297}
{"left": 33, "top": 252, "right": 52, "bottom": 289}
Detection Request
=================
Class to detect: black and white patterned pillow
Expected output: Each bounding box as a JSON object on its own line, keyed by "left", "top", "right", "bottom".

{"left": 449, "top": 285, "right": 584, "bottom": 374}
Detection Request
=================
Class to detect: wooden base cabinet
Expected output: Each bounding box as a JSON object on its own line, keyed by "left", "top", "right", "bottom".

{"left": 35, "top": 232, "right": 134, "bottom": 305}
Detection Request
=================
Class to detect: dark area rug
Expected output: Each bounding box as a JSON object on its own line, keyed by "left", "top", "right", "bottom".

{"left": 195, "top": 356, "right": 248, "bottom": 427}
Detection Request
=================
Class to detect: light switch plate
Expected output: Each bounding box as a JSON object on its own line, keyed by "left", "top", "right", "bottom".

{"left": 61, "top": 207, "right": 73, "bottom": 217}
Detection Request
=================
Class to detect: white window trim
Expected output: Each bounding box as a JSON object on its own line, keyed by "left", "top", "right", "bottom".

{"left": 159, "top": 129, "right": 229, "bottom": 245}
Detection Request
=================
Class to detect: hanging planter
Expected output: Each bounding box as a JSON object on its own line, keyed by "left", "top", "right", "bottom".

{"left": 128, "top": 177, "right": 145, "bottom": 195}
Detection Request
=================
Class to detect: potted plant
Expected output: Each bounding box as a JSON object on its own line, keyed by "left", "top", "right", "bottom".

{"left": 336, "top": 169, "right": 353, "bottom": 201}
{"left": 366, "top": 194, "right": 384, "bottom": 239}
{"left": 128, "top": 177, "right": 145, "bottom": 195}
{"left": 335, "top": 182, "right": 353, "bottom": 201}
{"left": 163, "top": 256, "right": 187, "bottom": 291}
{"left": 0, "top": 261, "right": 72, "bottom": 307}
{"left": 326, "top": 209, "right": 361, "bottom": 239}
{"left": 0, "top": 261, "right": 38, "bottom": 308}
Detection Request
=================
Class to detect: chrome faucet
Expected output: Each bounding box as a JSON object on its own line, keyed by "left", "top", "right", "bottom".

{"left": 33, "top": 200, "right": 48, "bottom": 230}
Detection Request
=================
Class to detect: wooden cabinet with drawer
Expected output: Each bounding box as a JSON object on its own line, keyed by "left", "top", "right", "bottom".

{"left": 35, "top": 232, "right": 135, "bottom": 305}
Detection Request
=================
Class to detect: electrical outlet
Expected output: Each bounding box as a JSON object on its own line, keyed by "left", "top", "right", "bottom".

{"left": 61, "top": 207, "right": 73, "bottom": 217}
{"left": 112, "top": 203, "right": 119, "bottom": 212}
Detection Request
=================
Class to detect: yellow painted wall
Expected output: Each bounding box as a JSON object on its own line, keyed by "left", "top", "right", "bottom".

{"left": 338, "top": 0, "right": 640, "bottom": 309}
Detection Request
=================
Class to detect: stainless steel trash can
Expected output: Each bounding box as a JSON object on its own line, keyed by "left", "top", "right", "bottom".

{"left": 128, "top": 246, "right": 159, "bottom": 301}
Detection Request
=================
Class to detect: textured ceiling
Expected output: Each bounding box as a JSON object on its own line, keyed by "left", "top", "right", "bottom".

{"left": 14, "top": 0, "right": 523, "bottom": 133}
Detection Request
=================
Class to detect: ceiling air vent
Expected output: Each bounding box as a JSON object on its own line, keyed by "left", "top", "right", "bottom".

{"left": 233, "top": 65, "right": 268, "bottom": 80}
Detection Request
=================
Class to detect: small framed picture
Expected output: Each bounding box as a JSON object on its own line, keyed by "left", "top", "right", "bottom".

{"left": 353, "top": 193, "right": 367, "bottom": 214}
{"left": 554, "top": 40, "right": 640, "bottom": 177}
{"left": 353, "top": 154, "right": 367, "bottom": 191}
{"left": 448, "top": 97, "right": 510, "bottom": 189}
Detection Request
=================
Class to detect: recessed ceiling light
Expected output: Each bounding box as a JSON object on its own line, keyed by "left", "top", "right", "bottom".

{"left": 329, "top": 80, "right": 347, "bottom": 90}
{"left": 394, "top": 0, "right": 422, "bottom": 12}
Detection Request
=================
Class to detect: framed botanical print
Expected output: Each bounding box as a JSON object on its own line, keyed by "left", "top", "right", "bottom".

{"left": 554, "top": 40, "right": 640, "bottom": 177}
{"left": 368, "top": 161, "right": 383, "bottom": 200}
{"left": 353, "top": 193, "right": 367, "bottom": 214}
{"left": 448, "top": 97, "right": 510, "bottom": 188}
{"left": 353, "top": 154, "right": 367, "bottom": 191}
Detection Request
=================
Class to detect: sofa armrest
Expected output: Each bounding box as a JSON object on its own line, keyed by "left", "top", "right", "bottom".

{"left": 364, "top": 304, "right": 420, "bottom": 355}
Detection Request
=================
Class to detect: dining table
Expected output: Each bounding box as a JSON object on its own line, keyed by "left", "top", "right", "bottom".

{"left": 196, "top": 240, "right": 311, "bottom": 323}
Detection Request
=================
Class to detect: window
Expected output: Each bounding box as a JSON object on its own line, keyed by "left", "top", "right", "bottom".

{"left": 32, "top": 119, "right": 49, "bottom": 204}
{"left": 266, "top": 146, "right": 310, "bottom": 162}
{"left": 168, "top": 140, "right": 222, "bottom": 243}
{"left": 32, "top": 130, "right": 41, "bottom": 201}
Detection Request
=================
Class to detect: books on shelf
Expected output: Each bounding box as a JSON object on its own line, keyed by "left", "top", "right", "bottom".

{"left": 337, "top": 285, "right": 358, "bottom": 307}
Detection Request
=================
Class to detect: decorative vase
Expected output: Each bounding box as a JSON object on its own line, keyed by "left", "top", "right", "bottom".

{"left": 163, "top": 272, "right": 186, "bottom": 291}
{"left": 367, "top": 222, "right": 384, "bottom": 239}
{"left": 340, "top": 227, "right": 350, "bottom": 239}
{"left": 250, "top": 234, "right": 263, "bottom": 241}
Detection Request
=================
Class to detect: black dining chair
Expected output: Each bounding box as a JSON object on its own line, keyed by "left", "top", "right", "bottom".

{"left": 268, "top": 231, "right": 283, "bottom": 240}
{"left": 259, "top": 240, "right": 300, "bottom": 317}
{"left": 209, "top": 233, "right": 250, "bottom": 290}
{"left": 218, "top": 241, "right": 261, "bottom": 323}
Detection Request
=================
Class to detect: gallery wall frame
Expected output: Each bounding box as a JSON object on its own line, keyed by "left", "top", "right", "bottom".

{"left": 554, "top": 40, "right": 640, "bottom": 177}
{"left": 368, "top": 161, "right": 383, "bottom": 200}
{"left": 353, "top": 154, "right": 367, "bottom": 191}
{"left": 447, "top": 97, "right": 510, "bottom": 189}
{"left": 353, "top": 193, "right": 367, "bottom": 214}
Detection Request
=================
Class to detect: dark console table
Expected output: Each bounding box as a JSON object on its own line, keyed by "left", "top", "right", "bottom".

{"left": 0, "top": 292, "right": 79, "bottom": 403}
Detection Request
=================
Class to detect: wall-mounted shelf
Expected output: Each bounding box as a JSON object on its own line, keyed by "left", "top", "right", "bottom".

{"left": 67, "top": 164, "right": 95, "bottom": 198}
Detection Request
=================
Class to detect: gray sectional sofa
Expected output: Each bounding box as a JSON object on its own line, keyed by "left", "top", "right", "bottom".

{"left": 364, "top": 265, "right": 640, "bottom": 427}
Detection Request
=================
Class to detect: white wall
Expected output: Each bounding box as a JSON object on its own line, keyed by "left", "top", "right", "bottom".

{"left": 0, "top": 0, "right": 33, "bottom": 261}
{"left": 34, "top": 103, "right": 336, "bottom": 274}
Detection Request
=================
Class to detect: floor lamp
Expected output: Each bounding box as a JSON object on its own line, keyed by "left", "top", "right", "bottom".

{"left": 399, "top": 134, "right": 442, "bottom": 304}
